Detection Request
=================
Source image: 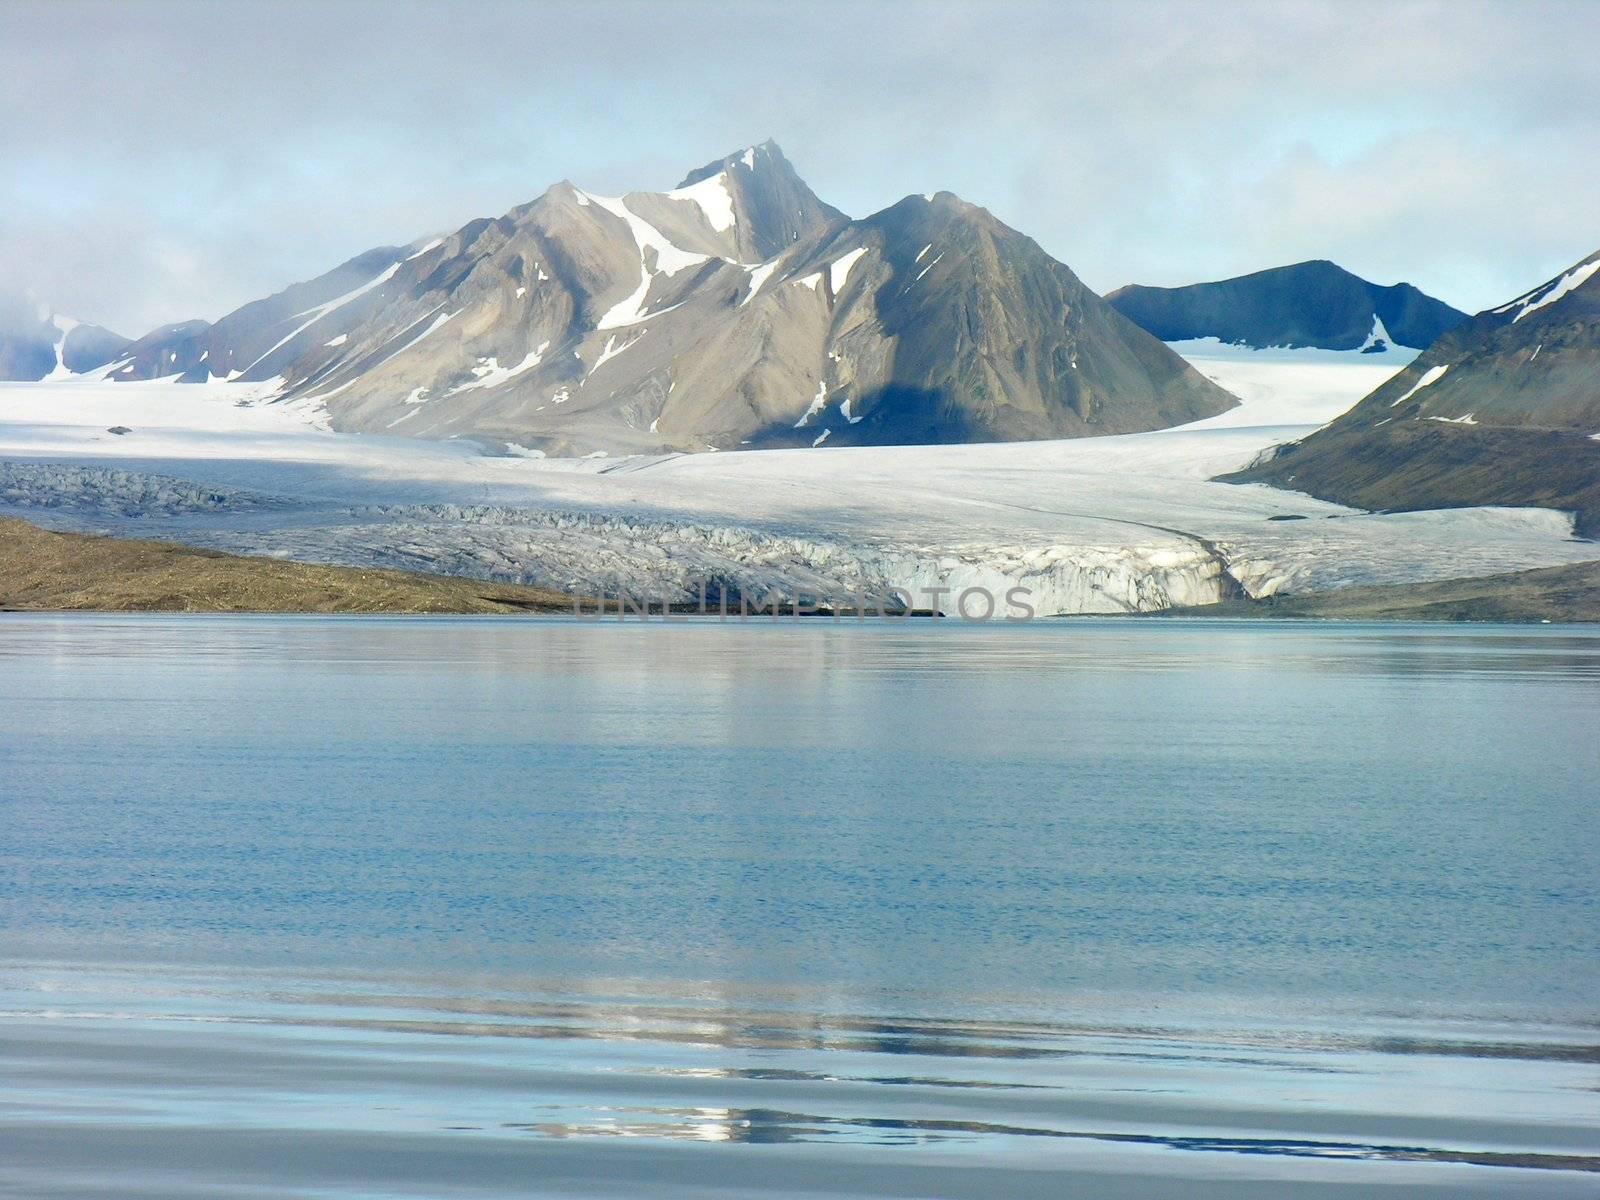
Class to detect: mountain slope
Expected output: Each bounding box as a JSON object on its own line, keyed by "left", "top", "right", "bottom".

{"left": 0, "top": 294, "right": 129, "bottom": 381}
{"left": 106, "top": 244, "right": 422, "bottom": 384}
{"left": 104, "top": 143, "right": 1235, "bottom": 453}
{"left": 1227, "top": 249, "right": 1600, "bottom": 535}
{"left": 756, "top": 192, "right": 1233, "bottom": 447}
{"left": 1108, "top": 260, "right": 1466, "bottom": 352}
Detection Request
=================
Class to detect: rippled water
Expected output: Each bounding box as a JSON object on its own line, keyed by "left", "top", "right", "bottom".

{"left": 2, "top": 615, "right": 1597, "bottom": 1197}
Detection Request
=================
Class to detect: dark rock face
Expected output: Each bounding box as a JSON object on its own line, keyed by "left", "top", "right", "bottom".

{"left": 1227, "top": 249, "right": 1600, "bottom": 535}
{"left": 1107, "top": 260, "right": 1467, "bottom": 350}
{"left": 101, "top": 143, "right": 1236, "bottom": 452}
{"left": 108, "top": 320, "right": 215, "bottom": 382}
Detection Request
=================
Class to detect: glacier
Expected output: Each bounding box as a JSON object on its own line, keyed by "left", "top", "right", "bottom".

{"left": 2, "top": 344, "right": 1597, "bottom": 615}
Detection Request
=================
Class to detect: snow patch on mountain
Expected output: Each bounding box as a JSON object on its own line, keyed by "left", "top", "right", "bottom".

{"left": 795, "top": 380, "right": 828, "bottom": 428}
{"left": 591, "top": 333, "right": 638, "bottom": 373}
{"left": 829, "top": 247, "right": 868, "bottom": 292}
{"left": 1358, "top": 313, "right": 1393, "bottom": 352}
{"left": 742, "top": 260, "right": 780, "bottom": 304}
{"left": 42, "top": 315, "right": 81, "bottom": 381}
{"left": 1390, "top": 364, "right": 1450, "bottom": 406}
{"left": 1494, "top": 257, "right": 1600, "bottom": 322}
{"left": 449, "top": 342, "right": 550, "bottom": 394}
{"left": 667, "top": 172, "right": 737, "bottom": 233}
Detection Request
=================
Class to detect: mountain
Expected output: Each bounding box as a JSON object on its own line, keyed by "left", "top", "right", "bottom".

{"left": 1107, "top": 260, "right": 1467, "bottom": 352}
{"left": 105, "top": 244, "right": 417, "bottom": 384}
{"left": 0, "top": 293, "right": 129, "bottom": 381}
{"left": 1227, "top": 249, "right": 1600, "bottom": 536}
{"left": 106, "top": 141, "right": 1236, "bottom": 452}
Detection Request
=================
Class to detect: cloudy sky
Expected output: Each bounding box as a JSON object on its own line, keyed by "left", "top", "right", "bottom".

{"left": 3, "top": 0, "right": 1596, "bottom": 334}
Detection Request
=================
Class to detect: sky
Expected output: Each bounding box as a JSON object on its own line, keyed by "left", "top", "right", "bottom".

{"left": 2, "top": 0, "right": 1596, "bottom": 335}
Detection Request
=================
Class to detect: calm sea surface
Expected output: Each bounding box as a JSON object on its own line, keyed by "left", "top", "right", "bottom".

{"left": 2, "top": 615, "right": 1597, "bottom": 1198}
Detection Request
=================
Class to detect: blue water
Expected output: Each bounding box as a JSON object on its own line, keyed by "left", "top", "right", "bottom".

{"left": 2, "top": 615, "right": 1597, "bottom": 1197}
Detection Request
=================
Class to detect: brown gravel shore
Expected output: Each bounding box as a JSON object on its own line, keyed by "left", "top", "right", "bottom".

{"left": 0, "top": 517, "right": 574, "bottom": 614}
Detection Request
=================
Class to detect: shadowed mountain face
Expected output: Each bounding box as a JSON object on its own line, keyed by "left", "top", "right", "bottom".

{"left": 1107, "top": 260, "right": 1466, "bottom": 351}
{"left": 102, "top": 142, "right": 1236, "bottom": 453}
{"left": 1228, "top": 249, "right": 1600, "bottom": 536}
{"left": 0, "top": 294, "right": 129, "bottom": 381}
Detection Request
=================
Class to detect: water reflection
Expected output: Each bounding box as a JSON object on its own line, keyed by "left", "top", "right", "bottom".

{"left": 508, "top": 1103, "right": 1600, "bottom": 1169}
{"left": 4, "top": 616, "right": 1599, "bottom": 1197}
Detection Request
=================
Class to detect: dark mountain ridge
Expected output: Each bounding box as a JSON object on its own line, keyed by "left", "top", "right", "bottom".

{"left": 1228, "top": 249, "right": 1600, "bottom": 536}
{"left": 1108, "top": 260, "right": 1466, "bottom": 351}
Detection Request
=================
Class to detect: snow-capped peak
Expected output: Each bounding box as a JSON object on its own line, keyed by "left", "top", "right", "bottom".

{"left": 1492, "top": 253, "right": 1600, "bottom": 324}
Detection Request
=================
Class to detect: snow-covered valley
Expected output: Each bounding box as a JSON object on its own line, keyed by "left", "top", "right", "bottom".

{"left": 3, "top": 344, "right": 1597, "bottom": 614}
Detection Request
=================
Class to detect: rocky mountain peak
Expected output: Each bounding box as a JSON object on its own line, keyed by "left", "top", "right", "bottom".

{"left": 667, "top": 141, "right": 844, "bottom": 263}
{"left": 83, "top": 143, "right": 1236, "bottom": 453}
{"left": 675, "top": 139, "right": 788, "bottom": 189}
